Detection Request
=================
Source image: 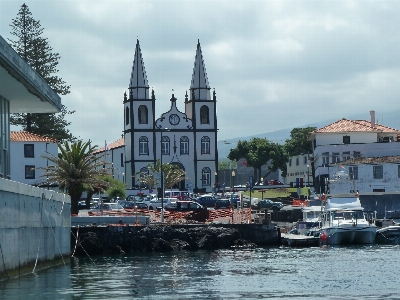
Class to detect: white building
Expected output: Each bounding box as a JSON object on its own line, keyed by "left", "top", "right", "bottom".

{"left": 308, "top": 110, "right": 400, "bottom": 193}
{"left": 10, "top": 131, "right": 58, "bottom": 187}
{"left": 286, "top": 154, "right": 313, "bottom": 187}
{"left": 328, "top": 156, "right": 400, "bottom": 194}
{"left": 0, "top": 34, "right": 70, "bottom": 278}
{"left": 95, "top": 40, "right": 218, "bottom": 194}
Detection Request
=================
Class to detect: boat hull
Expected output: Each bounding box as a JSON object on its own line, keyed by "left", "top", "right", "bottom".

{"left": 320, "top": 225, "right": 376, "bottom": 245}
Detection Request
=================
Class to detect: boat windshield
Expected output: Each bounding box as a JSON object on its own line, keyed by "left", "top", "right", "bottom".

{"left": 329, "top": 210, "right": 364, "bottom": 220}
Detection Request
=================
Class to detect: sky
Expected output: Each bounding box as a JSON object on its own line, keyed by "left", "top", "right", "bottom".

{"left": 1, "top": 0, "right": 400, "bottom": 148}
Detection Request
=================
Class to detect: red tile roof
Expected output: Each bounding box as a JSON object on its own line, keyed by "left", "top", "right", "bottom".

{"left": 93, "top": 138, "right": 125, "bottom": 154}
{"left": 314, "top": 118, "right": 400, "bottom": 133}
{"left": 10, "top": 131, "right": 58, "bottom": 143}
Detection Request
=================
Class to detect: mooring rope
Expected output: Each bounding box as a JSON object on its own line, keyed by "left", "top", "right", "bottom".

{"left": 70, "top": 227, "right": 96, "bottom": 265}
{"left": 32, "top": 196, "right": 44, "bottom": 273}
{"left": 42, "top": 199, "right": 68, "bottom": 270}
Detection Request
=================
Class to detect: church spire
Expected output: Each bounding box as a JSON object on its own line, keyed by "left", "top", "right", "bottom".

{"left": 129, "top": 39, "right": 149, "bottom": 99}
{"left": 190, "top": 39, "right": 211, "bottom": 101}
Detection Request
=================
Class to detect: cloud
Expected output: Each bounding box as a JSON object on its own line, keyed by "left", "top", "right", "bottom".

{"left": 2, "top": 0, "right": 400, "bottom": 146}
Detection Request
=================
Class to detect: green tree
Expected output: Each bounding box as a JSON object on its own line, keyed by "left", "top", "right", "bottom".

{"left": 41, "top": 140, "right": 113, "bottom": 214}
{"left": 228, "top": 138, "right": 288, "bottom": 182}
{"left": 137, "top": 159, "right": 186, "bottom": 192}
{"left": 8, "top": 3, "right": 75, "bottom": 141}
{"left": 284, "top": 127, "right": 316, "bottom": 157}
{"left": 103, "top": 175, "right": 126, "bottom": 200}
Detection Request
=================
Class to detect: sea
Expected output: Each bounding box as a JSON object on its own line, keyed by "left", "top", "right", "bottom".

{"left": 1, "top": 244, "right": 400, "bottom": 300}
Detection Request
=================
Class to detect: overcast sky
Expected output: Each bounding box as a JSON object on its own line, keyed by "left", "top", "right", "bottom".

{"left": 1, "top": 1, "right": 399, "bottom": 148}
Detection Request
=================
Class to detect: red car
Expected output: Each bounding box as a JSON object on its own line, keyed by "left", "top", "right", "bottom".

{"left": 268, "top": 180, "right": 284, "bottom": 185}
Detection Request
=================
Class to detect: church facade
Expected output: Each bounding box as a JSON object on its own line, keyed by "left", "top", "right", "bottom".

{"left": 102, "top": 40, "right": 219, "bottom": 194}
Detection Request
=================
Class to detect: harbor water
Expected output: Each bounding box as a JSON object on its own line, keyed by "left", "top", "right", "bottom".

{"left": 1, "top": 245, "right": 400, "bottom": 299}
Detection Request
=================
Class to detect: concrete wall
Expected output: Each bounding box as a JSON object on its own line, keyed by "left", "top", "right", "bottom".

{"left": 0, "top": 178, "right": 70, "bottom": 279}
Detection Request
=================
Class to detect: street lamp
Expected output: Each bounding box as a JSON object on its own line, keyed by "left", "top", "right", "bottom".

{"left": 214, "top": 171, "right": 218, "bottom": 195}
{"left": 232, "top": 171, "right": 236, "bottom": 190}
{"left": 45, "top": 142, "right": 49, "bottom": 189}
{"left": 122, "top": 172, "right": 125, "bottom": 184}
{"left": 160, "top": 128, "right": 169, "bottom": 223}
{"left": 307, "top": 164, "right": 310, "bottom": 187}
{"left": 260, "top": 189, "right": 265, "bottom": 200}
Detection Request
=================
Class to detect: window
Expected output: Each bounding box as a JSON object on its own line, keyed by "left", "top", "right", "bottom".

{"left": 373, "top": 165, "right": 383, "bottom": 179}
{"left": 24, "top": 144, "right": 34, "bottom": 158}
{"left": 201, "top": 136, "right": 210, "bottom": 154}
{"left": 343, "top": 136, "right": 350, "bottom": 144}
{"left": 120, "top": 153, "right": 124, "bottom": 167}
{"left": 343, "top": 151, "right": 350, "bottom": 161}
{"left": 296, "top": 157, "right": 299, "bottom": 166}
{"left": 332, "top": 152, "right": 340, "bottom": 163}
{"left": 125, "top": 106, "right": 129, "bottom": 125}
{"left": 201, "top": 167, "right": 211, "bottom": 186}
{"left": 353, "top": 151, "right": 361, "bottom": 158}
{"left": 322, "top": 152, "right": 329, "bottom": 166}
{"left": 288, "top": 158, "right": 292, "bottom": 167}
{"left": 25, "top": 165, "right": 35, "bottom": 179}
{"left": 162, "top": 136, "right": 170, "bottom": 155}
{"left": 139, "top": 137, "right": 149, "bottom": 155}
{"left": 303, "top": 156, "right": 307, "bottom": 165}
{"left": 398, "top": 165, "right": 400, "bottom": 178}
{"left": 200, "top": 105, "right": 209, "bottom": 124}
{"left": 349, "top": 166, "right": 358, "bottom": 180}
{"left": 180, "top": 136, "right": 189, "bottom": 155}
{"left": 138, "top": 105, "right": 148, "bottom": 124}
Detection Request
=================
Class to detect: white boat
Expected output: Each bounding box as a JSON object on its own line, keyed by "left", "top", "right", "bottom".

{"left": 319, "top": 195, "right": 376, "bottom": 245}
{"left": 296, "top": 206, "right": 322, "bottom": 236}
{"left": 375, "top": 225, "right": 400, "bottom": 244}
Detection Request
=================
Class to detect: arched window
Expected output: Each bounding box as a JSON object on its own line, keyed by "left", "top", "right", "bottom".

{"left": 201, "top": 167, "right": 211, "bottom": 186}
{"left": 139, "top": 167, "right": 149, "bottom": 188}
{"left": 139, "top": 136, "right": 149, "bottom": 155}
{"left": 201, "top": 136, "right": 210, "bottom": 154}
{"left": 138, "top": 105, "right": 148, "bottom": 124}
{"left": 200, "top": 105, "right": 209, "bottom": 124}
{"left": 125, "top": 106, "right": 129, "bottom": 125}
{"left": 161, "top": 136, "right": 170, "bottom": 155}
{"left": 180, "top": 136, "right": 189, "bottom": 155}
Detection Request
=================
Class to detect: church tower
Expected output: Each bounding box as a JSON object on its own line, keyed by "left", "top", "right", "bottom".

{"left": 185, "top": 40, "right": 219, "bottom": 190}
{"left": 124, "top": 40, "right": 156, "bottom": 188}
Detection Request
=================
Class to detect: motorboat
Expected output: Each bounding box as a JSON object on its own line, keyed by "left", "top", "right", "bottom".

{"left": 319, "top": 195, "right": 376, "bottom": 245}
{"left": 296, "top": 206, "right": 322, "bottom": 236}
{"left": 375, "top": 225, "right": 400, "bottom": 244}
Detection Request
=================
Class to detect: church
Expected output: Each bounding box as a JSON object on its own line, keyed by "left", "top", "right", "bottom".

{"left": 99, "top": 40, "right": 218, "bottom": 194}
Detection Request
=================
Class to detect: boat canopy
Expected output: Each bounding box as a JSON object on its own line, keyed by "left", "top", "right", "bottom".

{"left": 325, "top": 196, "right": 362, "bottom": 211}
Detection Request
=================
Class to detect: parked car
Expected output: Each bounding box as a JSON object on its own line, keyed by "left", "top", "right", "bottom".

{"left": 121, "top": 201, "right": 148, "bottom": 210}
{"left": 90, "top": 203, "right": 125, "bottom": 212}
{"left": 225, "top": 193, "right": 240, "bottom": 207}
{"left": 165, "top": 201, "right": 204, "bottom": 212}
{"left": 78, "top": 200, "right": 87, "bottom": 209}
{"left": 195, "top": 195, "right": 217, "bottom": 207}
{"left": 214, "top": 199, "right": 232, "bottom": 209}
{"left": 148, "top": 198, "right": 176, "bottom": 210}
{"left": 268, "top": 180, "right": 284, "bottom": 185}
{"left": 256, "top": 199, "right": 283, "bottom": 211}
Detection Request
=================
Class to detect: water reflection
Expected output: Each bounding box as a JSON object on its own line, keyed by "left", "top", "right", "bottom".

{"left": 1, "top": 246, "right": 400, "bottom": 299}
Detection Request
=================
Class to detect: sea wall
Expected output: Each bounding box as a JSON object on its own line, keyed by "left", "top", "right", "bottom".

{"left": 70, "top": 223, "right": 280, "bottom": 255}
{"left": 0, "top": 179, "right": 71, "bottom": 280}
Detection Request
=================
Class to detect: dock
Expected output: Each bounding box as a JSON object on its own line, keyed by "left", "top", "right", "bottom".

{"left": 281, "top": 233, "right": 320, "bottom": 247}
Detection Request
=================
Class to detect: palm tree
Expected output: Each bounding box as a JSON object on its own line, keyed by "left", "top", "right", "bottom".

{"left": 41, "top": 140, "right": 113, "bottom": 214}
{"left": 134, "top": 159, "right": 186, "bottom": 192}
